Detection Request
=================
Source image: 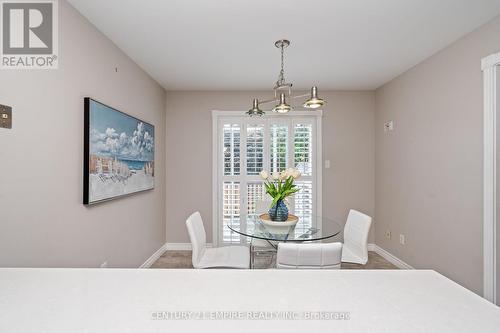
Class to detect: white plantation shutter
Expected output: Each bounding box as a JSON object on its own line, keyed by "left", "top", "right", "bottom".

{"left": 246, "top": 182, "right": 265, "bottom": 236}
{"left": 246, "top": 124, "right": 264, "bottom": 175}
{"left": 223, "top": 124, "right": 240, "bottom": 176}
{"left": 294, "top": 123, "right": 313, "bottom": 176}
{"left": 222, "top": 181, "right": 240, "bottom": 243}
{"left": 270, "top": 124, "right": 288, "bottom": 173}
{"left": 247, "top": 182, "right": 265, "bottom": 215}
{"left": 292, "top": 122, "right": 314, "bottom": 233}
{"left": 294, "top": 180, "right": 313, "bottom": 234}
{"left": 222, "top": 123, "right": 242, "bottom": 244}
{"left": 217, "top": 115, "right": 320, "bottom": 245}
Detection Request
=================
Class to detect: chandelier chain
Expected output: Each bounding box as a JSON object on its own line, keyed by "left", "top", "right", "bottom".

{"left": 277, "top": 44, "right": 285, "bottom": 86}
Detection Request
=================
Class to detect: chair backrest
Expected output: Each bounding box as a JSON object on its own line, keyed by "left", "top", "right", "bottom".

{"left": 276, "top": 242, "right": 342, "bottom": 269}
{"left": 255, "top": 200, "right": 272, "bottom": 215}
{"left": 342, "top": 209, "right": 372, "bottom": 265}
{"left": 185, "top": 212, "right": 207, "bottom": 268}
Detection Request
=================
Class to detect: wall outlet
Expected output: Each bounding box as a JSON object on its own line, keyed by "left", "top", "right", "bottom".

{"left": 385, "top": 230, "right": 391, "bottom": 239}
{"left": 384, "top": 120, "right": 394, "bottom": 132}
{"left": 324, "top": 160, "right": 331, "bottom": 169}
{"left": 100, "top": 261, "right": 108, "bottom": 268}
{"left": 0, "top": 104, "right": 12, "bottom": 129}
{"left": 399, "top": 234, "right": 406, "bottom": 245}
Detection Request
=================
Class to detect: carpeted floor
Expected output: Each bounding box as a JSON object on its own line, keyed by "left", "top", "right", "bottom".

{"left": 151, "top": 250, "right": 398, "bottom": 269}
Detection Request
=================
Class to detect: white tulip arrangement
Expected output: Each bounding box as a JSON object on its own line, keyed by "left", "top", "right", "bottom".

{"left": 259, "top": 168, "right": 301, "bottom": 209}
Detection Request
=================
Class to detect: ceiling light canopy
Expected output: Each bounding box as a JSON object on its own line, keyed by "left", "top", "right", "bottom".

{"left": 247, "top": 39, "right": 326, "bottom": 117}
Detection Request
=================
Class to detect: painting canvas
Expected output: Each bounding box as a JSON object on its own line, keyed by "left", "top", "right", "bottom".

{"left": 84, "top": 98, "right": 154, "bottom": 204}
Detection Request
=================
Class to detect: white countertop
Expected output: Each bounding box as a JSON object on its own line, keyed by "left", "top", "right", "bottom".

{"left": 1, "top": 268, "right": 499, "bottom": 332}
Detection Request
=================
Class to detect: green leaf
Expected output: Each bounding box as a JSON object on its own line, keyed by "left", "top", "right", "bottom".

{"left": 264, "top": 182, "right": 271, "bottom": 196}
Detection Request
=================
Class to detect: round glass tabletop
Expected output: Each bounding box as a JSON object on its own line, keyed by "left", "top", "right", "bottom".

{"left": 227, "top": 214, "right": 342, "bottom": 242}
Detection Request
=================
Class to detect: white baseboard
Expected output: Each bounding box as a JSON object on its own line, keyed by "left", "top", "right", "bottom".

{"left": 164, "top": 242, "right": 213, "bottom": 251}
{"left": 369, "top": 243, "right": 414, "bottom": 269}
{"left": 160, "top": 242, "right": 412, "bottom": 270}
{"left": 139, "top": 243, "right": 168, "bottom": 268}
{"left": 165, "top": 243, "right": 191, "bottom": 251}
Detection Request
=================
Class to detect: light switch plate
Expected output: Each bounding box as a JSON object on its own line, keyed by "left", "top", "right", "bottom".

{"left": 0, "top": 104, "right": 12, "bottom": 129}
{"left": 399, "top": 234, "right": 406, "bottom": 245}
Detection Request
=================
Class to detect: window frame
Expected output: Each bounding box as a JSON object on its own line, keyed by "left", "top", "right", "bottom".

{"left": 212, "top": 110, "right": 323, "bottom": 246}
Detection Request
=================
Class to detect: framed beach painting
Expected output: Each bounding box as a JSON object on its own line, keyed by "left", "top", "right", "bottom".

{"left": 83, "top": 98, "right": 155, "bottom": 205}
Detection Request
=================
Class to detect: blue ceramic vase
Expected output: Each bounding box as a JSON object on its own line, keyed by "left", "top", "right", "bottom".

{"left": 268, "top": 200, "right": 289, "bottom": 221}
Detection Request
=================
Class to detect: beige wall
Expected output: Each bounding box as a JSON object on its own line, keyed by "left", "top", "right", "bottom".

{"left": 495, "top": 66, "right": 500, "bottom": 300}
{"left": 497, "top": 66, "right": 500, "bottom": 303}
{"left": 165, "top": 91, "right": 375, "bottom": 244}
{"left": 0, "top": 1, "right": 166, "bottom": 268}
{"left": 375, "top": 15, "right": 500, "bottom": 295}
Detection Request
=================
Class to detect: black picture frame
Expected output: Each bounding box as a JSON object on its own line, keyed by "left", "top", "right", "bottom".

{"left": 83, "top": 97, "right": 155, "bottom": 205}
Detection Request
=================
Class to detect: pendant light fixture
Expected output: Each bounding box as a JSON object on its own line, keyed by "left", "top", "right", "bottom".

{"left": 303, "top": 86, "right": 325, "bottom": 109}
{"left": 246, "top": 39, "right": 326, "bottom": 117}
{"left": 273, "top": 93, "right": 292, "bottom": 113}
{"left": 246, "top": 98, "right": 264, "bottom": 116}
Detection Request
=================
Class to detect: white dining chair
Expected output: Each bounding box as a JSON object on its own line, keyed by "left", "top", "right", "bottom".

{"left": 186, "top": 212, "right": 249, "bottom": 269}
{"left": 341, "top": 209, "right": 372, "bottom": 265}
{"left": 276, "top": 242, "right": 342, "bottom": 269}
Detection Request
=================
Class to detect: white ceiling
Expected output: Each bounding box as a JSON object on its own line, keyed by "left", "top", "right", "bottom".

{"left": 68, "top": 0, "right": 500, "bottom": 90}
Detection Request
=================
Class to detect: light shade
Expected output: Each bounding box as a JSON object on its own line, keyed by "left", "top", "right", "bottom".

{"left": 303, "top": 86, "right": 325, "bottom": 109}
{"left": 273, "top": 93, "right": 292, "bottom": 113}
{"left": 246, "top": 99, "right": 264, "bottom": 117}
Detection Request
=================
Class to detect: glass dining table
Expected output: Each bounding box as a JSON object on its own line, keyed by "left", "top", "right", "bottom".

{"left": 227, "top": 214, "right": 343, "bottom": 268}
